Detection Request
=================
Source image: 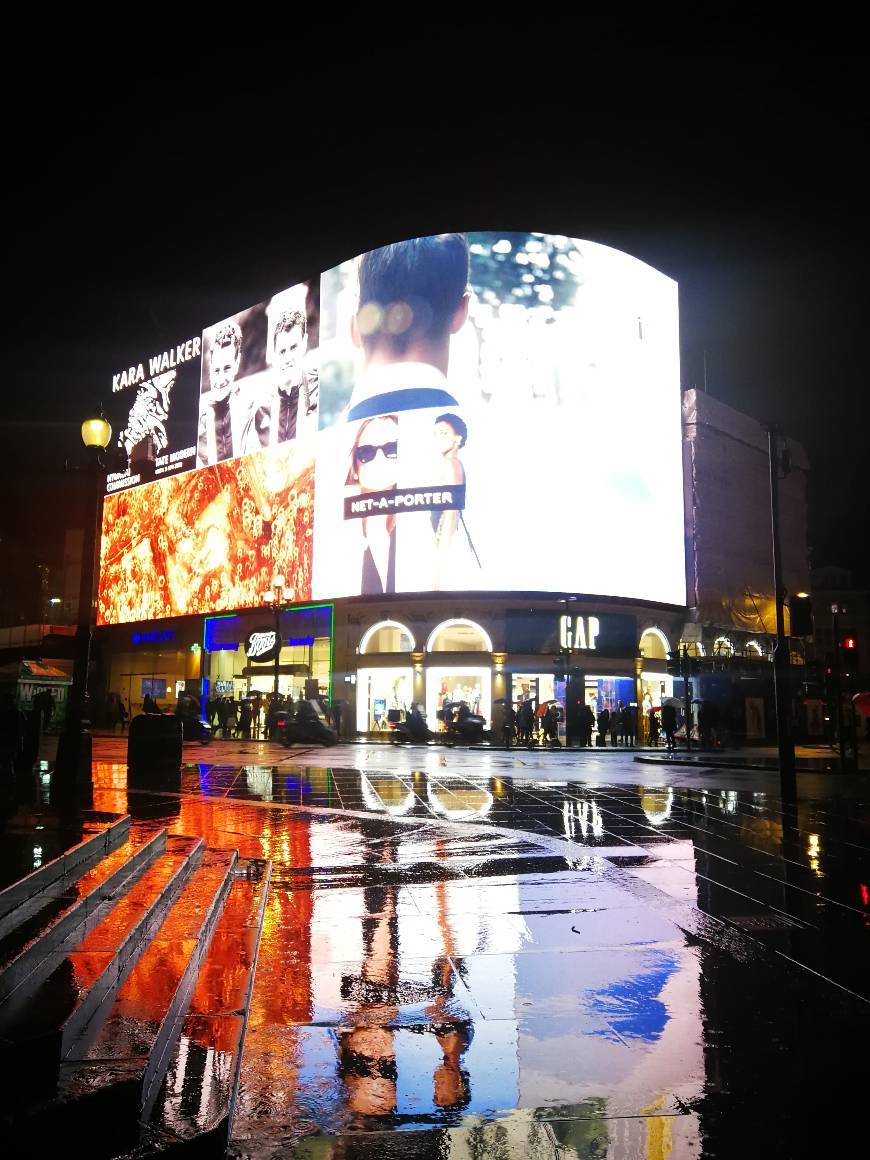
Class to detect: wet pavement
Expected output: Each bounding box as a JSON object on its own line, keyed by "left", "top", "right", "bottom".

{"left": 4, "top": 736, "right": 870, "bottom": 1157}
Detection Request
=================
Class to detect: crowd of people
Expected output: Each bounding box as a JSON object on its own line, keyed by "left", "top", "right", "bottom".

{"left": 202, "top": 691, "right": 344, "bottom": 740}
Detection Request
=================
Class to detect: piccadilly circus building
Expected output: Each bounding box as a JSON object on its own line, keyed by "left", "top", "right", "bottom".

{"left": 94, "top": 231, "right": 812, "bottom": 744}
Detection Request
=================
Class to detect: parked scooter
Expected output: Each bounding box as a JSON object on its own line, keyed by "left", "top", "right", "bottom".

{"left": 439, "top": 700, "right": 487, "bottom": 745}
{"left": 389, "top": 704, "right": 432, "bottom": 744}
{"left": 277, "top": 699, "right": 338, "bottom": 747}
{"left": 175, "top": 694, "right": 212, "bottom": 745}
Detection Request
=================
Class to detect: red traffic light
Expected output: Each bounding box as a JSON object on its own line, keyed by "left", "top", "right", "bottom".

{"left": 844, "top": 637, "right": 856, "bottom": 650}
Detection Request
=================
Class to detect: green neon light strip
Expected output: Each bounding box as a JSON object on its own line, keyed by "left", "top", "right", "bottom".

{"left": 328, "top": 604, "right": 334, "bottom": 702}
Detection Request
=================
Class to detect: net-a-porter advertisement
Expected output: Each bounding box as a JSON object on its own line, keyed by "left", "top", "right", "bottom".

{"left": 97, "top": 234, "right": 685, "bottom": 626}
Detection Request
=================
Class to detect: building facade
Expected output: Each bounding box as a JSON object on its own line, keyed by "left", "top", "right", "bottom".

{"left": 93, "top": 388, "right": 814, "bottom": 743}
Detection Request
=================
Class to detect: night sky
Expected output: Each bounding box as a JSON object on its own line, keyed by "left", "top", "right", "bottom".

{"left": 3, "top": 43, "right": 867, "bottom": 605}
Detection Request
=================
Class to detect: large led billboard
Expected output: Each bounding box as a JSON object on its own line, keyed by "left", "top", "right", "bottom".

{"left": 97, "top": 233, "right": 685, "bottom": 625}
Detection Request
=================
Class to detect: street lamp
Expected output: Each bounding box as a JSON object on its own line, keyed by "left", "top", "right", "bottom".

{"left": 263, "top": 574, "right": 291, "bottom": 698}
{"left": 55, "top": 409, "right": 112, "bottom": 790}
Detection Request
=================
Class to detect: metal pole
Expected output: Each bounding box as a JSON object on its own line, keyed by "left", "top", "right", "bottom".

{"left": 272, "top": 603, "right": 281, "bottom": 698}
{"left": 831, "top": 605, "right": 847, "bottom": 770}
{"left": 765, "top": 425, "right": 797, "bottom": 800}
{"left": 55, "top": 452, "right": 103, "bottom": 788}
{"left": 682, "top": 645, "right": 692, "bottom": 752}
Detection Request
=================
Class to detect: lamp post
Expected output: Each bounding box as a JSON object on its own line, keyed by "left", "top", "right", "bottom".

{"left": 54, "top": 411, "right": 113, "bottom": 790}
{"left": 262, "top": 574, "right": 288, "bottom": 698}
{"left": 830, "top": 602, "right": 848, "bottom": 771}
{"left": 763, "top": 423, "right": 797, "bottom": 801}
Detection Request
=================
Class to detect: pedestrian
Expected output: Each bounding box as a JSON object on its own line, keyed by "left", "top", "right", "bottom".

{"left": 661, "top": 702, "right": 678, "bottom": 752}
{"left": 648, "top": 707, "right": 660, "bottom": 747}
{"left": 542, "top": 703, "right": 559, "bottom": 746}
{"left": 238, "top": 699, "right": 252, "bottom": 740}
{"left": 597, "top": 706, "right": 610, "bottom": 747}
{"left": 332, "top": 699, "right": 343, "bottom": 739}
{"left": 117, "top": 699, "right": 129, "bottom": 734}
{"left": 33, "top": 687, "right": 55, "bottom": 733}
{"left": 609, "top": 705, "right": 620, "bottom": 747}
{"left": 226, "top": 698, "right": 238, "bottom": 738}
{"left": 517, "top": 700, "right": 535, "bottom": 745}
{"left": 618, "top": 703, "right": 630, "bottom": 746}
{"left": 582, "top": 703, "right": 596, "bottom": 747}
{"left": 625, "top": 704, "right": 637, "bottom": 747}
{"left": 217, "top": 697, "right": 230, "bottom": 737}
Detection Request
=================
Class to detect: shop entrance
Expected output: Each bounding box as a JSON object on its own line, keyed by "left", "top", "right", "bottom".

{"left": 512, "top": 673, "right": 557, "bottom": 742}
{"left": 512, "top": 673, "right": 556, "bottom": 710}
{"left": 426, "top": 667, "right": 492, "bottom": 733}
{"left": 357, "top": 667, "right": 414, "bottom": 733}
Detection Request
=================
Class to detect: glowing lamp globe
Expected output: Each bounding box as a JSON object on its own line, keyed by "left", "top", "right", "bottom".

{"left": 81, "top": 416, "right": 112, "bottom": 449}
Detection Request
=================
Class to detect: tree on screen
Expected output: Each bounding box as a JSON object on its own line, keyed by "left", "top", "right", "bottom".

{"left": 467, "top": 232, "right": 584, "bottom": 315}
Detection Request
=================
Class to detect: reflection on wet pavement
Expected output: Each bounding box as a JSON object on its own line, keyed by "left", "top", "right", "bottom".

{"left": 38, "top": 751, "right": 864, "bottom": 1153}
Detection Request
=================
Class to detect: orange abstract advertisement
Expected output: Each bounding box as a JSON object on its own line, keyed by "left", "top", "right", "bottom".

{"left": 97, "top": 442, "right": 314, "bottom": 625}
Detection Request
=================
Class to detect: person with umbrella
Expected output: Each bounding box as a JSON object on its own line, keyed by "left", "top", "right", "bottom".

{"left": 661, "top": 699, "right": 679, "bottom": 753}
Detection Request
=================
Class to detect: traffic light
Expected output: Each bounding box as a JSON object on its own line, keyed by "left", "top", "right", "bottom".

{"left": 666, "top": 650, "right": 682, "bottom": 676}
{"left": 789, "top": 593, "right": 813, "bottom": 637}
{"left": 841, "top": 637, "right": 860, "bottom": 679}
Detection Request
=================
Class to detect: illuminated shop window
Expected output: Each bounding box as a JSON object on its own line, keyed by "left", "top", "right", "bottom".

{"left": 639, "top": 627, "right": 670, "bottom": 660}
{"left": 426, "top": 619, "right": 493, "bottom": 653}
{"left": 746, "top": 640, "right": 766, "bottom": 657}
{"left": 713, "top": 636, "right": 735, "bottom": 657}
{"left": 359, "top": 620, "right": 415, "bottom": 655}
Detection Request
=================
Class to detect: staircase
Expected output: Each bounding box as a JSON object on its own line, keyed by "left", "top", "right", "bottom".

{"left": 0, "top": 814, "right": 270, "bottom": 1157}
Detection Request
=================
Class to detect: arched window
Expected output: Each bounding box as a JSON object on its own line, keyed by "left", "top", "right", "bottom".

{"left": 359, "top": 620, "right": 415, "bottom": 654}
{"left": 746, "top": 640, "right": 766, "bottom": 658}
{"left": 639, "top": 627, "right": 670, "bottom": 660}
{"left": 679, "top": 640, "right": 706, "bottom": 657}
{"left": 426, "top": 619, "right": 493, "bottom": 653}
{"left": 713, "top": 636, "right": 734, "bottom": 657}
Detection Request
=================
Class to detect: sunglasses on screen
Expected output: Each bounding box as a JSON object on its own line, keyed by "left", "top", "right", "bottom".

{"left": 354, "top": 442, "right": 398, "bottom": 464}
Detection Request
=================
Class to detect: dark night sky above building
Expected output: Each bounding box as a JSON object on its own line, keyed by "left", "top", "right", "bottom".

{"left": 2, "top": 41, "right": 868, "bottom": 615}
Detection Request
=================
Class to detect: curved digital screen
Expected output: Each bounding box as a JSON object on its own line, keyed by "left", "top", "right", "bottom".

{"left": 97, "top": 233, "right": 685, "bottom": 625}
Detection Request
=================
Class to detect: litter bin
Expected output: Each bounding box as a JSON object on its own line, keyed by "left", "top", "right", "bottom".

{"left": 127, "top": 713, "right": 183, "bottom": 786}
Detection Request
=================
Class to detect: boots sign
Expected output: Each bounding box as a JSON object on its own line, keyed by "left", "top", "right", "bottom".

{"left": 245, "top": 628, "right": 280, "bottom": 664}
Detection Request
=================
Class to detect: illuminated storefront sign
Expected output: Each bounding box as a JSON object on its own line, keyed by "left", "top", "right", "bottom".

{"left": 132, "top": 629, "right": 175, "bottom": 645}
{"left": 559, "top": 615, "right": 600, "bottom": 651}
{"left": 506, "top": 610, "right": 637, "bottom": 657}
{"left": 245, "top": 628, "right": 280, "bottom": 663}
{"left": 97, "top": 233, "right": 686, "bottom": 626}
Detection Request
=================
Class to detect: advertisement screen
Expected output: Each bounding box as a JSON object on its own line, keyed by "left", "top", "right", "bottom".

{"left": 106, "top": 345, "right": 201, "bottom": 494}
{"left": 97, "top": 233, "right": 685, "bottom": 625}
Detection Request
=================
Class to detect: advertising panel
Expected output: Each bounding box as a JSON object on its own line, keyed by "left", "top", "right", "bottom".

{"left": 196, "top": 281, "right": 319, "bottom": 467}
{"left": 106, "top": 340, "right": 202, "bottom": 494}
{"left": 97, "top": 441, "right": 314, "bottom": 624}
{"left": 313, "top": 232, "right": 685, "bottom": 604}
{"left": 97, "top": 233, "right": 685, "bottom": 625}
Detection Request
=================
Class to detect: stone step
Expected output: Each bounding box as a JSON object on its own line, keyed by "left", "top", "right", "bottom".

{"left": 133, "top": 858, "right": 272, "bottom": 1157}
{"left": 13, "top": 849, "right": 241, "bottom": 1158}
{"left": 0, "top": 835, "right": 204, "bottom": 1092}
{"left": 0, "top": 811, "right": 131, "bottom": 933}
{"left": 0, "top": 828, "right": 168, "bottom": 1004}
